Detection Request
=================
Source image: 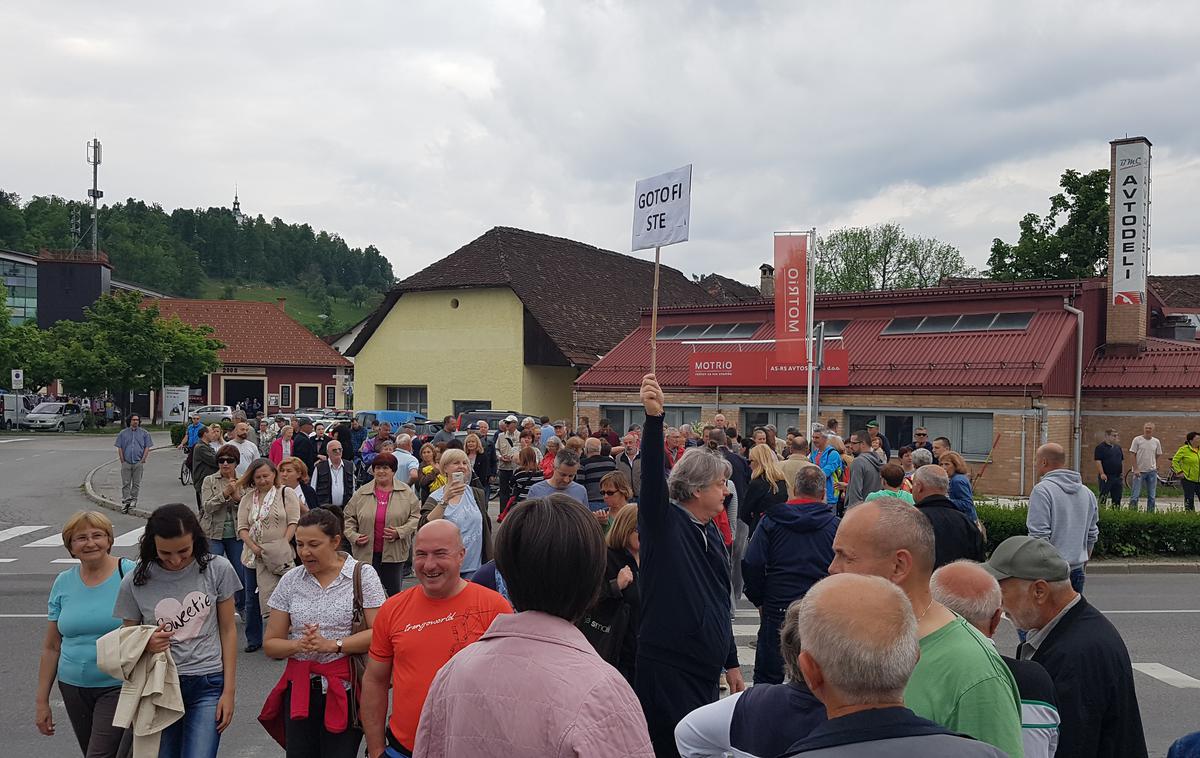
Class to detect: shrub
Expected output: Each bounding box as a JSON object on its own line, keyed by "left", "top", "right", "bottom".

{"left": 169, "top": 423, "right": 186, "bottom": 446}
{"left": 977, "top": 504, "right": 1200, "bottom": 558}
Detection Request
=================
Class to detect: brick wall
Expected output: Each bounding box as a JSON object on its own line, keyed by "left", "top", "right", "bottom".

{"left": 1082, "top": 396, "right": 1200, "bottom": 477}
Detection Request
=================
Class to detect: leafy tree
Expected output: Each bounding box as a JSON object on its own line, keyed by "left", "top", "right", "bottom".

{"left": 814, "top": 223, "right": 976, "bottom": 293}
{"left": 987, "top": 168, "right": 1110, "bottom": 281}
{"left": 47, "top": 292, "right": 222, "bottom": 396}
{"left": 0, "top": 300, "right": 55, "bottom": 392}
{"left": 221, "top": 283, "right": 236, "bottom": 300}
{"left": 349, "top": 284, "right": 370, "bottom": 307}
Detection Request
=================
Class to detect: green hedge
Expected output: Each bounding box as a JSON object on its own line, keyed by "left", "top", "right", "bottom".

{"left": 170, "top": 421, "right": 235, "bottom": 446}
{"left": 977, "top": 504, "right": 1200, "bottom": 558}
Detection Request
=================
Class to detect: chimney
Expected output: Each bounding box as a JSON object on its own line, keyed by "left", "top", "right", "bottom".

{"left": 1105, "top": 136, "right": 1152, "bottom": 354}
{"left": 759, "top": 263, "right": 775, "bottom": 299}
{"left": 276, "top": 297, "right": 287, "bottom": 311}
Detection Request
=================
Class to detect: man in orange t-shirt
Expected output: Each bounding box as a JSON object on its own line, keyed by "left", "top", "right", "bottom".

{"left": 361, "top": 520, "right": 511, "bottom": 757}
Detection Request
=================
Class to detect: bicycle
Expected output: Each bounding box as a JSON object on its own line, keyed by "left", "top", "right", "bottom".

{"left": 1123, "top": 467, "right": 1180, "bottom": 490}
{"left": 179, "top": 447, "right": 193, "bottom": 486}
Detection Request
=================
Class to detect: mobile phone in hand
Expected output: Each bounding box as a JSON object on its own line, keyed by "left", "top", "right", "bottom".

{"left": 452, "top": 472, "right": 465, "bottom": 484}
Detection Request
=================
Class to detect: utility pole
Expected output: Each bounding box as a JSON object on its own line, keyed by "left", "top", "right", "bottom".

{"left": 86, "top": 138, "right": 103, "bottom": 258}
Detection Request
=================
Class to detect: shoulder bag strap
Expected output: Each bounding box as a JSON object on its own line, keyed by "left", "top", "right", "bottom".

{"left": 352, "top": 559, "right": 365, "bottom": 631}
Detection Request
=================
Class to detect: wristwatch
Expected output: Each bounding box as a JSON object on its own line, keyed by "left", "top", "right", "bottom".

{"left": 336, "top": 638, "right": 343, "bottom": 653}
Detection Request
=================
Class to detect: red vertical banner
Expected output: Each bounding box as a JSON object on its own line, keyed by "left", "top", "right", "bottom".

{"left": 774, "top": 233, "right": 808, "bottom": 364}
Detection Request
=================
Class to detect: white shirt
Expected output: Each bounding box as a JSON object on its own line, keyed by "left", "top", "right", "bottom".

{"left": 268, "top": 555, "right": 386, "bottom": 663}
{"left": 1129, "top": 435, "right": 1162, "bottom": 473}
{"left": 674, "top": 691, "right": 755, "bottom": 758}
{"left": 312, "top": 460, "right": 348, "bottom": 505}
{"left": 232, "top": 439, "right": 260, "bottom": 476}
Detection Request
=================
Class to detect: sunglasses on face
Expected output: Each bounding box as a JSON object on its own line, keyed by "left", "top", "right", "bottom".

{"left": 915, "top": 433, "right": 927, "bottom": 437}
{"left": 217, "top": 458, "right": 238, "bottom": 465}
{"left": 600, "top": 489, "right": 619, "bottom": 496}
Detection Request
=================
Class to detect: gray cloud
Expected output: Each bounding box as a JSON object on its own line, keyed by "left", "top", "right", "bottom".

{"left": 1, "top": 0, "right": 1197, "bottom": 285}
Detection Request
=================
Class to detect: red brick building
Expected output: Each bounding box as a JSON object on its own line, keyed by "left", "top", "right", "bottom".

{"left": 153, "top": 298, "right": 352, "bottom": 413}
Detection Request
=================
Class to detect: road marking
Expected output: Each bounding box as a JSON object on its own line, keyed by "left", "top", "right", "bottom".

{"left": 737, "top": 645, "right": 757, "bottom": 666}
{"left": 1133, "top": 663, "right": 1200, "bottom": 688}
{"left": 1107, "top": 609, "right": 1200, "bottom": 614}
{"left": 0, "top": 525, "right": 49, "bottom": 543}
{"left": 0, "top": 614, "right": 44, "bottom": 618}
{"left": 51, "top": 558, "right": 81, "bottom": 564}
{"left": 113, "top": 527, "right": 145, "bottom": 547}
{"left": 0, "top": 558, "right": 17, "bottom": 563}
{"left": 23, "top": 533, "right": 68, "bottom": 547}
{"left": 734, "top": 624, "right": 759, "bottom": 637}
{"left": 0, "top": 438, "right": 32, "bottom": 444}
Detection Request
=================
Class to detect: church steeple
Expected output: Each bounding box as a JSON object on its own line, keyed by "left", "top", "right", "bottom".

{"left": 232, "top": 186, "right": 244, "bottom": 224}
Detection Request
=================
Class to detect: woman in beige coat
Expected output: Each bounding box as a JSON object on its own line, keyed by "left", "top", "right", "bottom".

{"left": 236, "top": 458, "right": 301, "bottom": 652}
{"left": 343, "top": 451, "right": 420, "bottom": 596}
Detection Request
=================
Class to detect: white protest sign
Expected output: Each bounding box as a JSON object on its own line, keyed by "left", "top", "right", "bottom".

{"left": 163, "top": 385, "right": 189, "bottom": 423}
{"left": 632, "top": 164, "right": 692, "bottom": 251}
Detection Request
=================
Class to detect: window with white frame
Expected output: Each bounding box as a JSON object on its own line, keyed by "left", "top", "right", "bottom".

{"left": 846, "top": 410, "right": 994, "bottom": 459}
{"left": 325, "top": 385, "right": 336, "bottom": 408}
{"left": 600, "top": 405, "right": 701, "bottom": 434}
{"left": 741, "top": 408, "right": 803, "bottom": 435}
{"left": 386, "top": 386, "right": 428, "bottom": 415}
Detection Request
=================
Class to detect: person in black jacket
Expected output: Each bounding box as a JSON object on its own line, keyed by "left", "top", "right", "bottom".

{"left": 742, "top": 465, "right": 838, "bottom": 685}
{"left": 912, "top": 465, "right": 984, "bottom": 568}
{"left": 636, "top": 374, "right": 743, "bottom": 758}
{"left": 292, "top": 419, "right": 317, "bottom": 474}
{"left": 311, "top": 440, "right": 355, "bottom": 507}
{"left": 741, "top": 444, "right": 791, "bottom": 534}
{"left": 191, "top": 424, "right": 219, "bottom": 510}
{"left": 579, "top": 504, "right": 641, "bottom": 684}
{"left": 985, "top": 536, "right": 1147, "bottom": 758}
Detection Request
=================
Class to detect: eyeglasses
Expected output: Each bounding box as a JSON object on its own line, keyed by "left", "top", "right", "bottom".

{"left": 915, "top": 433, "right": 928, "bottom": 437}
{"left": 600, "top": 490, "right": 619, "bottom": 496}
{"left": 217, "top": 457, "right": 238, "bottom": 465}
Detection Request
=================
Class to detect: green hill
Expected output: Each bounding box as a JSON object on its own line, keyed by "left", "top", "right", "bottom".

{"left": 197, "top": 279, "right": 382, "bottom": 337}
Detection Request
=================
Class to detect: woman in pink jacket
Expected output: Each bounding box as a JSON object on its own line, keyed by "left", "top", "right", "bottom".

{"left": 269, "top": 425, "right": 295, "bottom": 466}
{"left": 414, "top": 493, "right": 653, "bottom": 758}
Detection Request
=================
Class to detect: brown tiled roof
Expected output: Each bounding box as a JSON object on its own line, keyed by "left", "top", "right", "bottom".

{"left": 697, "top": 272, "right": 762, "bottom": 302}
{"left": 1149, "top": 275, "right": 1200, "bottom": 310}
{"left": 348, "top": 227, "right": 715, "bottom": 366}
{"left": 151, "top": 299, "right": 352, "bottom": 368}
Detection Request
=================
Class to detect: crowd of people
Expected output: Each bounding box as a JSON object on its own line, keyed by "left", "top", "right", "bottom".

{"left": 34, "top": 383, "right": 1199, "bottom": 757}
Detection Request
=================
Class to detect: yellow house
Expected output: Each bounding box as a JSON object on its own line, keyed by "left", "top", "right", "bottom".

{"left": 348, "top": 227, "right": 714, "bottom": 421}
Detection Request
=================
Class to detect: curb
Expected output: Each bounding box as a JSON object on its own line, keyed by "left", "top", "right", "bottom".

{"left": 82, "top": 445, "right": 176, "bottom": 520}
{"left": 1087, "top": 561, "right": 1200, "bottom": 575}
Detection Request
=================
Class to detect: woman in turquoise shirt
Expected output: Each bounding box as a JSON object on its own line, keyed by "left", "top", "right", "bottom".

{"left": 35, "top": 511, "right": 136, "bottom": 757}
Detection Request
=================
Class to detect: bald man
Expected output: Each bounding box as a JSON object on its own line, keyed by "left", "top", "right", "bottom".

{"left": 1027, "top": 443, "right": 1098, "bottom": 593}
{"left": 828, "top": 499, "right": 1023, "bottom": 757}
{"left": 779, "top": 573, "right": 1006, "bottom": 757}
{"left": 361, "top": 521, "right": 512, "bottom": 757}
{"left": 932, "top": 561, "right": 1060, "bottom": 758}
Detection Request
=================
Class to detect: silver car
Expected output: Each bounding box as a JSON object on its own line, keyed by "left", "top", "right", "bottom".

{"left": 191, "top": 405, "right": 235, "bottom": 424}
{"left": 20, "top": 402, "right": 86, "bottom": 432}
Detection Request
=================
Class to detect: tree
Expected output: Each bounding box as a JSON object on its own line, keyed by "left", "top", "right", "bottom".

{"left": 814, "top": 223, "right": 976, "bottom": 293}
{"left": 987, "top": 168, "right": 1110, "bottom": 281}
{"left": 47, "top": 292, "right": 223, "bottom": 395}
{"left": 349, "top": 284, "right": 370, "bottom": 307}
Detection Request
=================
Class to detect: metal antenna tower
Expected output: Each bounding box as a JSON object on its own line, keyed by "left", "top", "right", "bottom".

{"left": 86, "top": 138, "right": 103, "bottom": 258}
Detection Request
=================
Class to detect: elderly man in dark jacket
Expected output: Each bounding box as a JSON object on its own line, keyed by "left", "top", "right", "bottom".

{"left": 986, "top": 536, "right": 1147, "bottom": 758}
{"left": 912, "top": 465, "right": 984, "bottom": 568}
{"left": 742, "top": 465, "right": 838, "bottom": 684}
{"left": 636, "top": 374, "right": 743, "bottom": 757}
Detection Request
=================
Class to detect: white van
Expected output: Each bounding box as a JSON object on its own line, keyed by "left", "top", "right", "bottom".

{"left": 1, "top": 392, "right": 38, "bottom": 429}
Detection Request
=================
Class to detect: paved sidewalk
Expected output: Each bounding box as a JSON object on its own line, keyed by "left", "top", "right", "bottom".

{"left": 87, "top": 438, "right": 197, "bottom": 517}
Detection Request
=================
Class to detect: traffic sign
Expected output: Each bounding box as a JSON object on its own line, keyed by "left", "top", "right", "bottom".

{"left": 10, "top": 369, "right": 23, "bottom": 390}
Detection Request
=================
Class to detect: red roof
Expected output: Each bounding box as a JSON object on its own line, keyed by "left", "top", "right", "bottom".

{"left": 576, "top": 311, "right": 1076, "bottom": 394}
{"left": 1083, "top": 338, "right": 1200, "bottom": 392}
{"left": 151, "top": 299, "right": 352, "bottom": 368}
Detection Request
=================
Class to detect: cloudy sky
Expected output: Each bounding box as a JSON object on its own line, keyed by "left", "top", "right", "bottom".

{"left": 3, "top": 1, "right": 1198, "bottom": 285}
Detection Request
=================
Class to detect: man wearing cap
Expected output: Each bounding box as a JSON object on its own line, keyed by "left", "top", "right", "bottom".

{"left": 496, "top": 415, "right": 520, "bottom": 507}
{"left": 931, "top": 561, "right": 1061, "bottom": 758}
{"left": 866, "top": 420, "right": 891, "bottom": 460}
{"left": 1027, "top": 443, "right": 1099, "bottom": 593}
{"left": 985, "top": 536, "right": 1146, "bottom": 758}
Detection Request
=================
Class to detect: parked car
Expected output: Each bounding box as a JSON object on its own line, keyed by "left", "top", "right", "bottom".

{"left": 1, "top": 392, "right": 38, "bottom": 429}
{"left": 20, "top": 402, "right": 86, "bottom": 432}
{"left": 191, "top": 405, "right": 234, "bottom": 424}
{"left": 354, "top": 410, "right": 428, "bottom": 429}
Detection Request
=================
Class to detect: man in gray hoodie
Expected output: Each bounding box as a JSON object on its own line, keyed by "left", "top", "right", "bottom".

{"left": 844, "top": 430, "right": 884, "bottom": 507}
{"left": 1027, "top": 443, "right": 1099, "bottom": 593}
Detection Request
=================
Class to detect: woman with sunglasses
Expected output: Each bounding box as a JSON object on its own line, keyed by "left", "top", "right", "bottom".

{"left": 201, "top": 444, "right": 257, "bottom": 645}
{"left": 597, "top": 471, "right": 633, "bottom": 533}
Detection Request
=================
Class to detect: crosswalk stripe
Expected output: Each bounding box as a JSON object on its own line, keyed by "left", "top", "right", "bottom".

{"left": 0, "top": 438, "right": 31, "bottom": 444}
{"left": 0, "top": 558, "right": 17, "bottom": 563}
{"left": 0, "top": 525, "right": 50, "bottom": 543}
{"left": 733, "top": 624, "right": 759, "bottom": 638}
{"left": 51, "top": 558, "right": 81, "bottom": 564}
{"left": 1133, "top": 663, "right": 1200, "bottom": 688}
{"left": 113, "top": 527, "right": 145, "bottom": 547}
{"left": 22, "top": 533, "right": 66, "bottom": 547}
{"left": 736, "top": 646, "right": 757, "bottom": 667}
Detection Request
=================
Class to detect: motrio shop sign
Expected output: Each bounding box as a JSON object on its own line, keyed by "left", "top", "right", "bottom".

{"left": 688, "top": 348, "right": 850, "bottom": 387}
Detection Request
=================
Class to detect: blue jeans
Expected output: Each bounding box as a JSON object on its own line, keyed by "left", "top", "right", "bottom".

{"left": 1129, "top": 470, "right": 1157, "bottom": 512}
{"left": 209, "top": 538, "right": 262, "bottom": 646}
{"left": 158, "top": 672, "right": 224, "bottom": 758}
{"left": 1070, "top": 566, "right": 1086, "bottom": 594}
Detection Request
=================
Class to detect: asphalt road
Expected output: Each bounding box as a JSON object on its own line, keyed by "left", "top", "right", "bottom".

{"left": 1, "top": 433, "right": 1198, "bottom": 756}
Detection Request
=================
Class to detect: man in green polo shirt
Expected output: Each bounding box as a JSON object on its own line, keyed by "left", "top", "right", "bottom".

{"left": 830, "top": 497, "right": 1024, "bottom": 757}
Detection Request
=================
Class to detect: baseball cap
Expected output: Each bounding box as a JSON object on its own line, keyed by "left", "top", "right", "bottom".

{"left": 982, "top": 536, "right": 1069, "bottom": 582}
{"left": 866, "top": 420, "right": 880, "bottom": 428}
{"left": 553, "top": 420, "right": 566, "bottom": 427}
{"left": 503, "top": 414, "right": 518, "bottom": 423}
